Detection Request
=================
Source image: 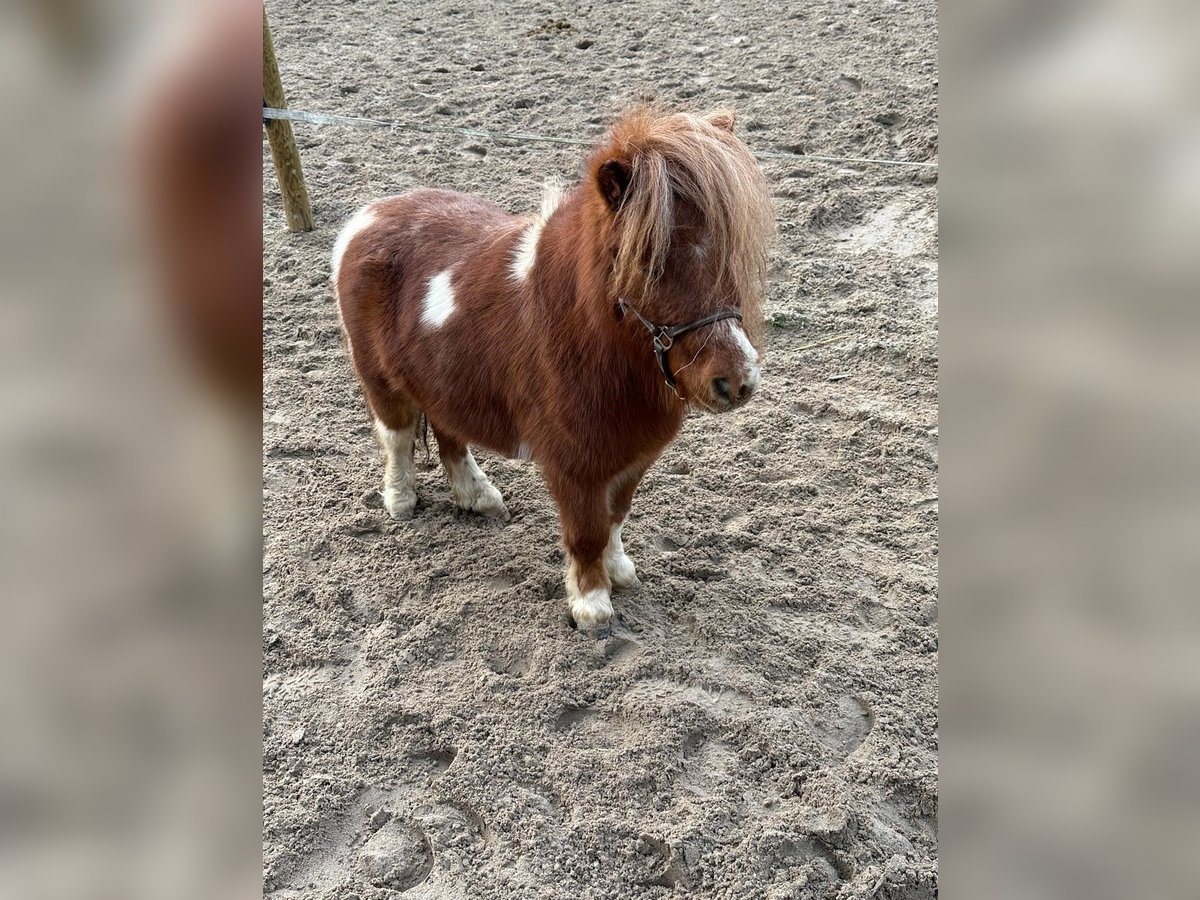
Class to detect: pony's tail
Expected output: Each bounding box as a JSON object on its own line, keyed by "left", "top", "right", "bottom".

{"left": 419, "top": 412, "right": 431, "bottom": 462}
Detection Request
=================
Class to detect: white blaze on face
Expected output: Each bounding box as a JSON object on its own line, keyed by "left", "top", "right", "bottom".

{"left": 331, "top": 203, "right": 378, "bottom": 295}
{"left": 727, "top": 321, "right": 761, "bottom": 391}
{"left": 421, "top": 270, "right": 456, "bottom": 327}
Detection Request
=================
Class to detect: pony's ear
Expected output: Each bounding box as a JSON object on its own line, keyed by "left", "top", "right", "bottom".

{"left": 596, "top": 158, "right": 631, "bottom": 212}
{"left": 707, "top": 110, "right": 737, "bottom": 133}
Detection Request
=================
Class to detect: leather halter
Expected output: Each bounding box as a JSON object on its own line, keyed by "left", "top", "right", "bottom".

{"left": 617, "top": 299, "right": 743, "bottom": 390}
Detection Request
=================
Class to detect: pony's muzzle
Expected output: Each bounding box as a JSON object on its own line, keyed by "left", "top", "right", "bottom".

{"left": 710, "top": 370, "right": 757, "bottom": 410}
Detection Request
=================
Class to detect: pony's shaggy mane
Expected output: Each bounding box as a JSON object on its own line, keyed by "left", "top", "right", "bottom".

{"left": 590, "top": 107, "right": 775, "bottom": 343}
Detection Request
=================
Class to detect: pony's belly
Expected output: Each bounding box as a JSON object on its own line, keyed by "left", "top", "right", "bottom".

{"left": 409, "top": 380, "right": 519, "bottom": 456}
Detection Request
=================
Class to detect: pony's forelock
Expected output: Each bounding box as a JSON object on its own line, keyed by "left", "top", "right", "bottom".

{"left": 590, "top": 107, "right": 775, "bottom": 344}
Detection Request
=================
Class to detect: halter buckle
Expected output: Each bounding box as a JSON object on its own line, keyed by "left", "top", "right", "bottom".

{"left": 618, "top": 296, "right": 744, "bottom": 394}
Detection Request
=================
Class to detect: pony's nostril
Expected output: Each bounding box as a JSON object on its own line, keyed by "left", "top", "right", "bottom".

{"left": 713, "top": 378, "right": 732, "bottom": 402}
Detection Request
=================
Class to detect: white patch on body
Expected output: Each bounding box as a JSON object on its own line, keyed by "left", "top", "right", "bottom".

{"left": 510, "top": 221, "right": 543, "bottom": 282}
{"left": 444, "top": 449, "right": 509, "bottom": 519}
{"left": 510, "top": 180, "right": 566, "bottom": 282}
{"left": 375, "top": 419, "right": 417, "bottom": 519}
{"left": 516, "top": 442, "right": 533, "bottom": 461}
{"left": 421, "top": 270, "right": 457, "bottom": 327}
{"left": 727, "top": 321, "right": 761, "bottom": 392}
{"left": 692, "top": 242, "right": 707, "bottom": 259}
{"left": 331, "top": 203, "right": 378, "bottom": 294}
{"left": 604, "top": 521, "right": 638, "bottom": 589}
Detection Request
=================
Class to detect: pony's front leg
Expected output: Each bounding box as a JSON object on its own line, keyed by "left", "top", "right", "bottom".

{"left": 547, "top": 472, "right": 614, "bottom": 630}
{"left": 605, "top": 462, "right": 652, "bottom": 590}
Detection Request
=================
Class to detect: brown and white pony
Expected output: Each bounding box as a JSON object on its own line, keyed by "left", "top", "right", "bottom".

{"left": 333, "top": 108, "right": 774, "bottom": 631}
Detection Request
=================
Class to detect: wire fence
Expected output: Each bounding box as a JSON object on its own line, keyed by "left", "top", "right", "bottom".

{"left": 262, "top": 107, "right": 938, "bottom": 171}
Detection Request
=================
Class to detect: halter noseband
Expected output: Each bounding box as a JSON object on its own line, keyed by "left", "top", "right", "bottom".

{"left": 617, "top": 299, "right": 743, "bottom": 390}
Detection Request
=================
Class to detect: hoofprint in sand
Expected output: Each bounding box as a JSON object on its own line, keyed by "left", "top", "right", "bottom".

{"left": 263, "top": 1, "right": 937, "bottom": 897}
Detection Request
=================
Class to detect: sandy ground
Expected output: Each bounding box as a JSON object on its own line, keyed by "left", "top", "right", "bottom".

{"left": 263, "top": 1, "right": 937, "bottom": 897}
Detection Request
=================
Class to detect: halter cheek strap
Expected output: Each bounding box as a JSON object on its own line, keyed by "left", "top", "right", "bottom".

{"left": 617, "top": 299, "right": 744, "bottom": 390}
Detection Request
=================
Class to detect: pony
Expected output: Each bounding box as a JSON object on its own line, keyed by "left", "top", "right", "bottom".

{"left": 332, "top": 107, "right": 774, "bottom": 631}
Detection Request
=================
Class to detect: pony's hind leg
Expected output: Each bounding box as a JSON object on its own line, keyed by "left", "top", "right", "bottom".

{"left": 432, "top": 427, "right": 510, "bottom": 520}
{"left": 363, "top": 383, "right": 420, "bottom": 520}
{"left": 374, "top": 418, "right": 418, "bottom": 519}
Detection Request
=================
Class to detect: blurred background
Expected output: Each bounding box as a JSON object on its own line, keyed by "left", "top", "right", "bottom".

{"left": 0, "top": 0, "right": 1196, "bottom": 898}
{"left": 944, "top": 1, "right": 1200, "bottom": 898}
{"left": 0, "top": 1, "right": 260, "bottom": 898}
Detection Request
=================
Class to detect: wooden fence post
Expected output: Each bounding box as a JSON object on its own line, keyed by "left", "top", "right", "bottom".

{"left": 263, "top": 10, "right": 314, "bottom": 232}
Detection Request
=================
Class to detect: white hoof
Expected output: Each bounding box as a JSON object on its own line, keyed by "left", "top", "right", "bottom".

{"left": 570, "top": 588, "right": 614, "bottom": 628}
{"left": 452, "top": 479, "right": 510, "bottom": 520}
{"left": 382, "top": 487, "right": 416, "bottom": 520}
{"left": 606, "top": 551, "right": 638, "bottom": 589}
{"left": 447, "top": 451, "right": 511, "bottom": 520}
{"left": 604, "top": 522, "right": 638, "bottom": 589}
